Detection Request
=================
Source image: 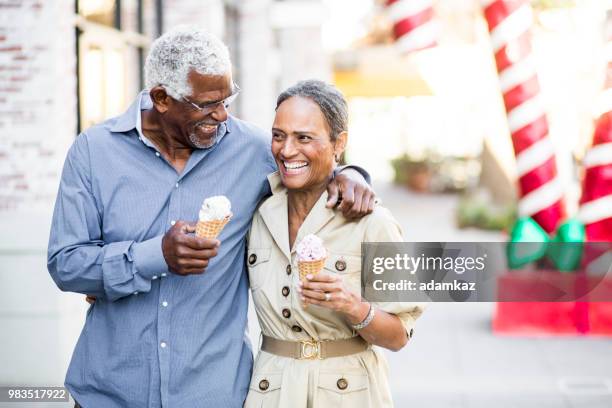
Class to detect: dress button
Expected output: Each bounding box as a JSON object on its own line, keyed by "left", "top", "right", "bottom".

{"left": 286, "top": 265, "right": 292, "bottom": 275}
{"left": 335, "top": 260, "right": 347, "bottom": 272}
{"left": 258, "top": 379, "right": 269, "bottom": 391}
{"left": 336, "top": 378, "right": 348, "bottom": 390}
{"left": 282, "top": 308, "right": 291, "bottom": 319}
{"left": 248, "top": 254, "right": 257, "bottom": 265}
{"left": 291, "top": 325, "right": 302, "bottom": 332}
{"left": 282, "top": 286, "right": 290, "bottom": 297}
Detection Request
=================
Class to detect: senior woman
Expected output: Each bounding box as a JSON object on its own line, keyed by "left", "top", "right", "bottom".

{"left": 245, "top": 80, "right": 424, "bottom": 408}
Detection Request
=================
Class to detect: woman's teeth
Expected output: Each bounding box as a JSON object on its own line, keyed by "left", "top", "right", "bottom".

{"left": 284, "top": 161, "right": 308, "bottom": 170}
{"left": 283, "top": 161, "right": 308, "bottom": 174}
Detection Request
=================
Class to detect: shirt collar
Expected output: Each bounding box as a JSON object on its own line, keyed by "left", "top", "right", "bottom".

{"left": 110, "top": 89, "right": 233, "bottom": 138}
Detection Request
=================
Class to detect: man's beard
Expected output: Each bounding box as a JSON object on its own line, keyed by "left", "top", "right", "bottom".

{"left": 188, "top": 121, "right": 219, "bottom": 149}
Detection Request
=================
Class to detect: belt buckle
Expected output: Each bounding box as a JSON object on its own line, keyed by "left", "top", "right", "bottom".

{"left": 299, "top": 339, "right": 321, "bottom": 360}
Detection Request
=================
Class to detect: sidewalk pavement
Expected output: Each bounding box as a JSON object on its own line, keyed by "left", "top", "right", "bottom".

{"left": 375, "top": 182, "right": 612, "bottom": 408}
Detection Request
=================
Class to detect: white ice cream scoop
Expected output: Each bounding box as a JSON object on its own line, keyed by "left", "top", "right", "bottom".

{"left": 199, "top": 195, "right": 232, "bottom": 222}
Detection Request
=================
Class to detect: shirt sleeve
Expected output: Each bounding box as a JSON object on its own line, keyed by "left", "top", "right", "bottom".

{"left": 47, "top": 134, "right": 168, "bottom": 302}
{"left": 364, "top": 206, "right": 426, "bottom": 338}
{"left": 335, "top": 164, "right": 371, "bottom": 185}
{"left": 261, "top": 146, "right": 276, "bottom": 198}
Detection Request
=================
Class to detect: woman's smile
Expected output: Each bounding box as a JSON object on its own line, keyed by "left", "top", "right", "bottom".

{"left": 281, "top": 160, "right": 309, "bottom": 175}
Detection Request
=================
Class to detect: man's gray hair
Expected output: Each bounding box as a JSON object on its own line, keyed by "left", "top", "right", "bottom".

{"left": 276, "top": 80, "right": 348, "bottom": 141}
{"left": 144, "top": 26, "right": 232, "bottom": 99}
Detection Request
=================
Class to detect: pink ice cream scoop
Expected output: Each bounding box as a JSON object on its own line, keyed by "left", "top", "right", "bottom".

{"left": 296, "top": 234, "right": 327, "bottom": 261}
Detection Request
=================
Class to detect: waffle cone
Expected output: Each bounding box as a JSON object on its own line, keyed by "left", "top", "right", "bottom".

{"left": 195, "top": 216, "right": 231, "bottom": 239}
{"left": 298, "top": 258, "right": 326, "bottom": 281}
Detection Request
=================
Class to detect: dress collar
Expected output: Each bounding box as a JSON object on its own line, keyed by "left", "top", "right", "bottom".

{"left": 260, "top": 172, "right": 336, "bottom": 260}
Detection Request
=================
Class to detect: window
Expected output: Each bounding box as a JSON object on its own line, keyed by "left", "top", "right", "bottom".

{"left": 76, "top": 0, "right": 163, "bottom": 131}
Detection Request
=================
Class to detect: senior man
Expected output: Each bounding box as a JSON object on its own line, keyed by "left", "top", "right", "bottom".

{"left": 47, "top": 27, "right": 374, "bottom": 408}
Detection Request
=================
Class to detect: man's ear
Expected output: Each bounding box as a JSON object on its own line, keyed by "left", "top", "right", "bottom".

{"left": 334, "top": 131, "right": 348, "bottom": 159}
{"left": 149, "top": 86, "right": 171, "bottom": 113}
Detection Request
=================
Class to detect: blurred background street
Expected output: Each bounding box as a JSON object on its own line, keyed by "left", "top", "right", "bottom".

{"left": 377, "top": 184, "right": 612, "bottom": 408}
{"left": 1, "top": 0, "right": 611, "bottom": 407}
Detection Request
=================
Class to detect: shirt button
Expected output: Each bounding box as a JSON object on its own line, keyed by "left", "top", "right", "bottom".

{"left": 160, "top": 342, "right": 167, "bottom": 348}
{"left": 282, "top": 286, "right": 290, "bottom": 297}
{"left": 133, "top": 291, "right": 139, "bottom": 295}
{"left": 248, "top": 254, "right": 257, "bottom": 265}
{"left": 155, "top": 152, "right": 160, "bottom": 157}
{"left": 282, "top": 308, "right": 291, "bottom": 319}
{"left": 161, "top": 273, "right": 167, "bottom": 277}
{"left": 175, "top": 183, "right": 179, "bottom": 188}
{"left": 286, "top": 265, "right": 292, "bottom": 275}
{"left": 337, "top": 378, "right": 348, "bottom": 390}
{"left": 152, "top": 275, "right": 158, "bottom": 280}
{"left": 170, "top": 220, "right": 176, "bottom": 226}
{"left": 335, "top": 260, "right": 347, "bottom": 272}
{"left": 258, "top": 379, "right": 269, "bottom": 391}
{"left": 162, "top": 301, "right": 168, "bottom": 307}
{"left": 291, "top": 325, "right": 302, "bottom": 332}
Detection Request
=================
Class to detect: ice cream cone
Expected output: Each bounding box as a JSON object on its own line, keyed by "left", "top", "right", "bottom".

{"left": 195, "top": 216, "right": 231, "bottom": 239}
{"left": 298, "top": 258, "right": 326, "bottom": 282}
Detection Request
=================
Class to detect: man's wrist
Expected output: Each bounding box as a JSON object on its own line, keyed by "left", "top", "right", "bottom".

{"left": 335, "top": 165, "right": 371, "bottom": 185}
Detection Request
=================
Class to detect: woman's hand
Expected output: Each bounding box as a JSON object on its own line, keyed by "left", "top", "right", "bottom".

{"left": 298, "top": 271, "right": 409, "bottom": 351}
{"left": 297, "top": 272, "right": 369, "bottom": 323}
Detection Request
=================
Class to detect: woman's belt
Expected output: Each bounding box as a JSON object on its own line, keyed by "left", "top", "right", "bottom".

{"left": 261, "top": 335, "right": 369, "bottom": 360}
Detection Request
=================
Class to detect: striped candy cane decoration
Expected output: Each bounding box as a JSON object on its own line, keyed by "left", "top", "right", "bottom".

{"left": 578, "top": 16, "right": 612, "bottom": 241}
{"left": 579, "top": 114, "right": 612, "bottom": 240}
{"left": 386, "top": 0, "right": 438, "bottom": 54}
{"left": 481, "top": 0, "right": 564, "bottom": 233}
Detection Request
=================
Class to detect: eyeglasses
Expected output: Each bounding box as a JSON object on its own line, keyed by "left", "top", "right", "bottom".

{"left": 180, "top": 83, "right": 241, "bottom": 114}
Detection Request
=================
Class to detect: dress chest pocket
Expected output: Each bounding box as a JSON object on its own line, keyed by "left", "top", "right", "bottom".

{"left": 323, "top": 253, "right": 362, "bottom": 292}
{"left": 247, "top": 248, "right": 272, "bottom": 290}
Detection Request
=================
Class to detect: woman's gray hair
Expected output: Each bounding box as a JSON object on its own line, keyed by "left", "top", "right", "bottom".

{"left": 276, "top": 80, "right": 348, "bottom": 141}
{"left": 144, "top": 26, "right": 231, "bottom": 100}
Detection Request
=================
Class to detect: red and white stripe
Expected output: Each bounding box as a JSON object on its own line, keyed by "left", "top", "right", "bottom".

{"left": 578, "top": 13, "right": 612, "bottom": 242}
{"left": 578, "top": 112, "right": 612, "bottom": 240}
{"left": 386, "top": 0, "right": 438, "bottom": 54}
{"left": 481, "top": 0, "right": 564, "bottom": 233}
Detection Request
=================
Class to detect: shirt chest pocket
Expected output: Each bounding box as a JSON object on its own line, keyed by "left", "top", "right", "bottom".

{"left": 247, "top": 248, "right": 272, "bottom": 291}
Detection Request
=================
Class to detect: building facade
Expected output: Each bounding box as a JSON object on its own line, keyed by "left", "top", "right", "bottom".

{"left": 0, "top": 0, "right": 328, "bottom": 388}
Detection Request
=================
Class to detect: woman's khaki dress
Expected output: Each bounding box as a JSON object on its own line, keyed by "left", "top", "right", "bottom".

{"left": 245, "top": 173, "right": 424, "bottom": 408}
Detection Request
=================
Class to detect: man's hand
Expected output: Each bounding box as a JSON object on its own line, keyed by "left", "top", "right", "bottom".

{"left": 162, "top": 221, "right": 220, "bottom": 275}
{"left": 326, "top": 168, "right": 375, "bottom": 219}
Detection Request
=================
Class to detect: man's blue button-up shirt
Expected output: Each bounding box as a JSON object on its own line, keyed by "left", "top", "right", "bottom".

{"left": 47, "top": 91, "right": 276, "bottom": 407}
